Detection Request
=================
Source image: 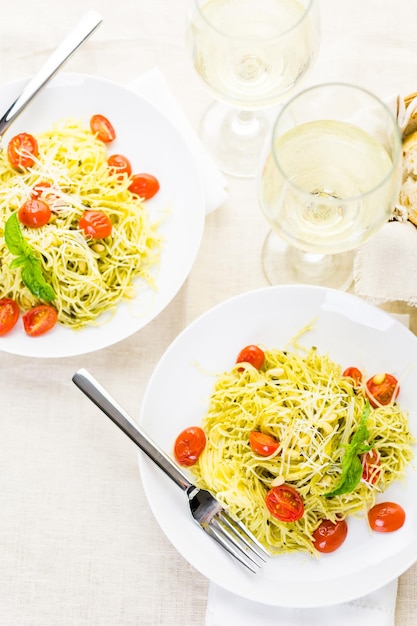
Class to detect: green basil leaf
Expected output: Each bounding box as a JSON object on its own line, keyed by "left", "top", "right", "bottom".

{"left": 4, "top": 212, "right": 31, "bottom": 256}
{"left": 324, "top": 454, "right": 363, "bottom": 497}
{"left": 356, "top": 442, "right": 374, "bottom": 455}
{"left": 350, "top": 402, "right": 370, "bottom": 446}
{"left": 21, "top": 257, "right": 55, "bottom": 302}
{"left": 324, "top": 402, "right": 372, "bottom": 498}
{"left": 5, "top": 213, "right": 56, "bottom": 302}
{"left": 10, "top": 255, "right": 29, "bottom": 269}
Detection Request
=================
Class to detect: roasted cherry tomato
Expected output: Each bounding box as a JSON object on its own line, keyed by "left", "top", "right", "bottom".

{"left": 31, "top": 181, "right": 61, "bottom": 203}
{"left": 78, "top": 210, "right": 113, "bottom": 239}
{"left": 368, "top": 502, "right": 406, "bottom": 532}
{"left": 18, "top": 198, "right": 51, "bottom": 228}
{"left": 108, "top": 154, "right": 132, "bottom": 178}
{"left": 361, "top": 448, "right": 381, "bottom": 484}
{"left": 128, "top": 173, "right": 160, "bottom": 199}
{"left": 249, "top": 431, "right": 279, "bottom": 456}
{"left": 265, "top": 484, "right": 304, "bottom": 522}
{"left": 90, "top": 114, "right": 116, "bottom": 143}
{"left": 312, "top": 519, "right": 348, "bottom": 553}
{"left": 342, "top": 366, "right": 363, "bottom": 387}
{"left": 0, "top": 298, "right": 19, "bottom": 336}
{"left": 365, "top": 373, "right": 399, "bottom": 407}
{"left": 7, "top": 132, "right": 38, "bottom": 169}
{"left": 174, "top": 426, "right": 206, "bottom": 467}
{"left": 31, "top": 181, "right": 52, "bottom": 197}
{"left": 22, "top": 305, "right": 57, "bottom": 337}
{"left": 236, "top": 345, "right": 265, "bottom": 370}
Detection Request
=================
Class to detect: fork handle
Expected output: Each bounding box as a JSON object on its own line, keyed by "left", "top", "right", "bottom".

{"left": 72, "top": 368, "right": 194, "bottom": 492}
{"left": 0, "top": 10, "right": 103, "bottom": 136}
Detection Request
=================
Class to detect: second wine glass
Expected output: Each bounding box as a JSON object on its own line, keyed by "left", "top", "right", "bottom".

{"left": 257, "top": 83, "right": 403, "bottom": 290}
{"left": 186, "top": 0, "right": 320, "bottom": 177}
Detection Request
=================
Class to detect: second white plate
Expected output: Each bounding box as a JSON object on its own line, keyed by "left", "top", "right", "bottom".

{"left": 138, "top": 285, "right": 417, "bottom": 608}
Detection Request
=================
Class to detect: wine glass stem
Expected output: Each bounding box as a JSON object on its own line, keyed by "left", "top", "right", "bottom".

{"left": 231, "top": 110, "right": 261, "bottom": 137}
{"left": 200, "top": 101, "right": 273, "bottom": 177}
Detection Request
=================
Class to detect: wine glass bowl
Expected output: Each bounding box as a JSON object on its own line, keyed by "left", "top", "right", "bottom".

{"left": 257, "top": 83, "right": 402, "bottom": 289}
{"left": 186, "top": 0, "right": 320, "bottom": 177}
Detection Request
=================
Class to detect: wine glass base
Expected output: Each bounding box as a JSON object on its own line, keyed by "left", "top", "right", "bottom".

{"left": 261, "top": 230, "right": 354, "bottom": 291}
{"left": 200, "top": 101, "right": 275, "bottom": 178}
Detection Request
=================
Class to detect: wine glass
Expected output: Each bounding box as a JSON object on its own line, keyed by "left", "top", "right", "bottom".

{"left": 186, "top": 0, "right": 320, "bottom": 178}
{"left": 257, "top": 83, "right": 402, "bottom": 290}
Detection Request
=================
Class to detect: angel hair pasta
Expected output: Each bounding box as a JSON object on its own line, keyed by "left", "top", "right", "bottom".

{"left": 190, "top": 343, "right": 414, "bottom": 555}
{"left": 0, "top": 117, "right": 162, "bottom": 329}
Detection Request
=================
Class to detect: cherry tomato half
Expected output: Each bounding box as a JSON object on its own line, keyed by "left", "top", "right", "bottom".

{"left": 90, "top": 114, "right": 116, "bottom": 143}
{"left": 22, "top": 305, "right": 57, "bottom": 337}
{"left": 236, "top": 345, "right": 265, "bottom": 370}
{"left": 18, "top": 199, "right": 51, "bottom": 228}
{"left": 78, "top": 210, "right": 113, "bottom": 239}
{"left": 265, "top": 484, "right": 304, "bottom": 522}
{"left": 312, "top": 519, "right": 348, "bottom": 553}
{"left": 342, "top": 366, "right": 363, "bottom": 387}
{"left": 174, "top": 426, "right": 206, "bottom": 467}
{"left": 249, "top": 431, "right": 279, "bottom": 456}
{"left": 368, "top": 502, "right": 406, "bottom": 532}
{"left": 7, "top": 133, "right": 38, "bottom": 169}
{"left": 128, "top": 173, "right": 160, "bottom": 199}
{"left": 0, "top": 298, "right": 19, "bottom": 336}
{"left": 365, "top": 373, "right": 400, "bottom": 408}
{"left": 108, "top": 154, "right": 132, "bottom": 178}
{"left": 361, "top": 448, "right": 381, "bottom": 484}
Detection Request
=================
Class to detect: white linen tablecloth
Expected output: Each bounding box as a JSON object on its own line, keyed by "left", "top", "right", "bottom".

{"left": 1, "top": 1, "right": 417, "bottom": 625}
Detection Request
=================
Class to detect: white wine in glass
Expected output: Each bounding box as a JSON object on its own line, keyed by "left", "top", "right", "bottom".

{"left": 187, "top": 0, "right": 320, "bottom": 177}
{"left": 257, "top": 83, "right": 402, "bottom": 289}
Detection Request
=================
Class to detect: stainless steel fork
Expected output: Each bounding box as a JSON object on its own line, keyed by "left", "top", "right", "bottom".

{"left": 72, "top": 368, "right": 269, "bottom": 573}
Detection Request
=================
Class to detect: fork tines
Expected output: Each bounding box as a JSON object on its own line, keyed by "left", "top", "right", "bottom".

{"left": 206, "top": 510, "right": 270, "bottom": 573}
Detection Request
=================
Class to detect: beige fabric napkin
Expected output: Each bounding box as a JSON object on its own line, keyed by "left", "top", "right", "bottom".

{"left": 128, "top": 67, "right": 228, "bottom": 214}
{"left": 354, "top": 94, "right": 417, "bottom": 304}
{"left": 354, "top": 220, "right": 417, "bottom": 305}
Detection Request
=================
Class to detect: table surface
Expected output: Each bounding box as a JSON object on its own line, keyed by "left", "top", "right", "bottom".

{"left": 1, "top": 1, "right": 417, "bottom": 624}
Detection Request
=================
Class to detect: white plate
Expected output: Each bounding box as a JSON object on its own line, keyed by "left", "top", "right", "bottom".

{"left": 0, "top": 73, "right": 205, "bottom": 358}
{"left": 139, "top": 285, "right": 417, "bottom": 608}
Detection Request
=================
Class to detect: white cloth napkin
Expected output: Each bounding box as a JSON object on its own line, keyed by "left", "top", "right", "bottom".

{"left": 128, "top": 67, "right": 228, "bottom": 214}
{"left": 206, "top": 580, "right": 398, "bottom": 626}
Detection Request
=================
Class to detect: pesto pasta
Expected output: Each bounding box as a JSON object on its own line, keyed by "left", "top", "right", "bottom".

{"left": 0, "top": 118, "right": 162, "bottom": 329}
{"left": 190, "top": 344, "right": 414, "bottom": 555}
